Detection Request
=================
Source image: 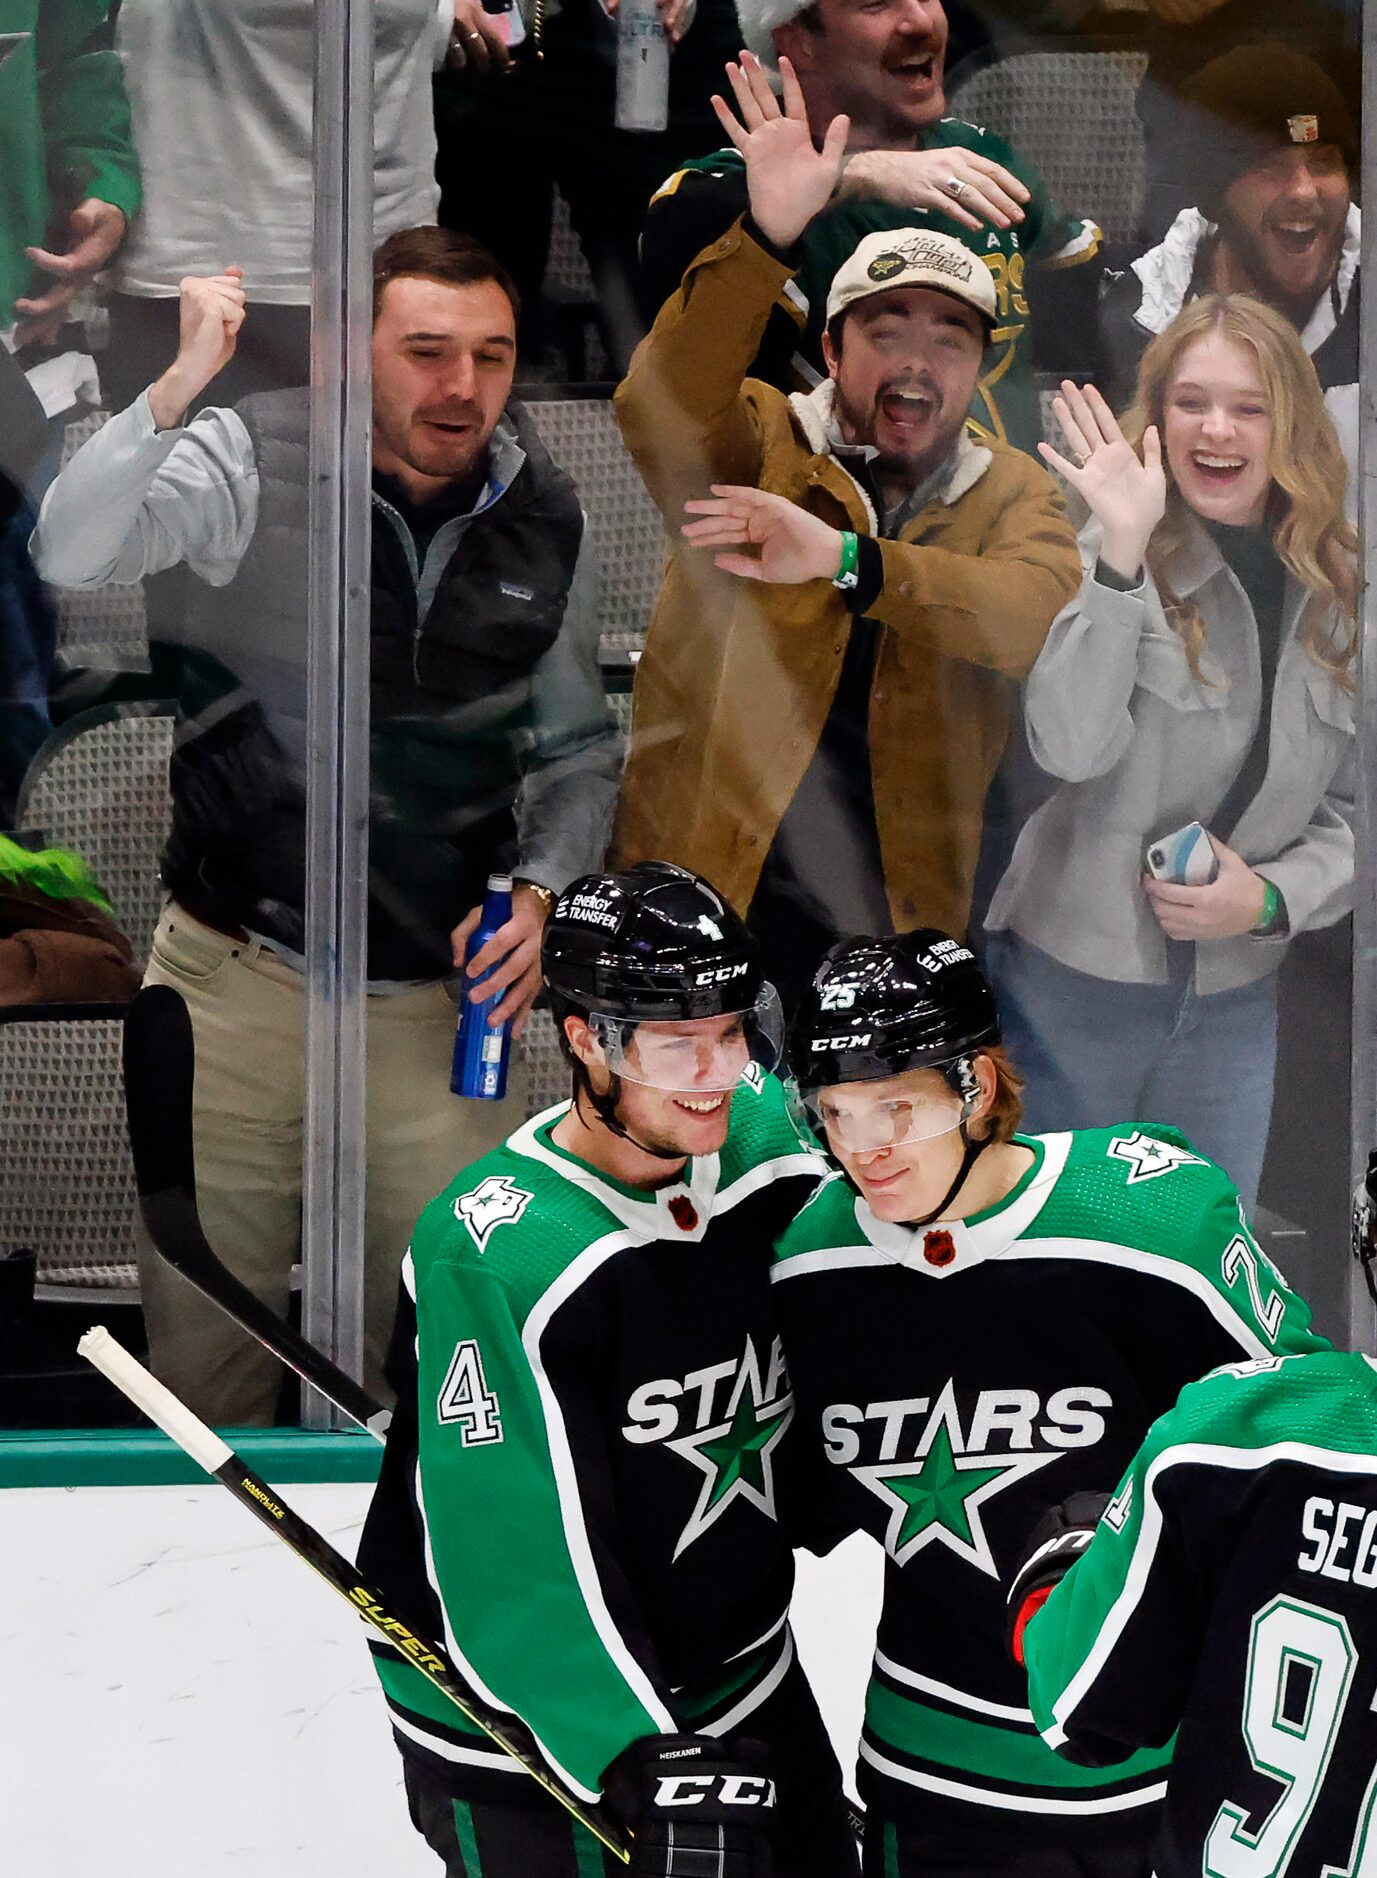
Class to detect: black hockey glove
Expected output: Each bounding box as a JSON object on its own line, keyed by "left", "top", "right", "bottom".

{"left": 605, "top": 1734, "right": 776, "bottom": 1878}
{"left": 1006, "top": 1491, "right": 1111, "bottom": 1666}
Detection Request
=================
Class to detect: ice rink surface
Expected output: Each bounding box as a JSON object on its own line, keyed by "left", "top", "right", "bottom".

{"left": 7, "top": 1481, "right": 882, "bottom": 1876}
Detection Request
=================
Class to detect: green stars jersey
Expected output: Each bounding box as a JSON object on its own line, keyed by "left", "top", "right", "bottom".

{"left": 1024, "top": 1351, "right": 1377, "bottom": 1878}
{"left": 356, "top": 1071, "right": 825, "bottom": 1809}
{"left": 640, "top": 117, "right": 1101, "bottom": 455}
{"left": 769, "top": 1124, "right": 1328, "bottom": 1845}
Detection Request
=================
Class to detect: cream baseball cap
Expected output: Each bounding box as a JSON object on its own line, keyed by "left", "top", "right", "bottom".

{"left": 826, "top": 229, "right": 997, "bottom": 331}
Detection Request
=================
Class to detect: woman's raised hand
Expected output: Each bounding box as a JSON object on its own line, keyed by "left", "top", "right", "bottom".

{"left": 1039, "top": 381, "right": 1166, "bottom": 583}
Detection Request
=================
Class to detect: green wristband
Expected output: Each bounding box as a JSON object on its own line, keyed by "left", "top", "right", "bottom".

{"left": 832, "top": 530, "right": 860, "bottom": 591}
{"left": 1254, "top": 880, "right": 1281, "bottom": 934}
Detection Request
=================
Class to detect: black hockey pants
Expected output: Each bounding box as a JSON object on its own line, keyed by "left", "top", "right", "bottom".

{"left": 860, "top": 1805, "right": 1158, "bottom": 1878}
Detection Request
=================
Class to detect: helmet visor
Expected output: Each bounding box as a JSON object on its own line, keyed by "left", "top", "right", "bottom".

{"left": 803, "top": 1080, "right": 965, "bottom": 1153}
{"left": 589, "top": 985, "right": 785, "bottom": 1092}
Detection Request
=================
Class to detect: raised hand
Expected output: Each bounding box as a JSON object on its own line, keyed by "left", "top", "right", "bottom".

{"left": 683, "top": 483, "right": 846, "bottom": 585}
{"left": 147, "top": 269, "right": 248, "bottom": 431}
{"left": 711, "top": 51, "right": 849, "bottom": 251}
{"left": 1038, "top": 380, "right": 1166, "bottom": 582}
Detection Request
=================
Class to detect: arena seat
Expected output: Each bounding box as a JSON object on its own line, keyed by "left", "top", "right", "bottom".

{"left": 3, "top": 704, "right": 175, "bottom": 1296}
{"left": 947, "top": 47, "right": 1148, "bottom": 246}
{"left": 528, "top": 396, "right": 664, "bottom": 661}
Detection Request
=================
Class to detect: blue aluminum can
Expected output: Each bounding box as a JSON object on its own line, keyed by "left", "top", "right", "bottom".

{"left": 451, "top": 873, "right": 514, "bottom": 1100}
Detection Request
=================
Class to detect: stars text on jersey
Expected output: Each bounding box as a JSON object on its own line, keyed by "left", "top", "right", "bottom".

{"left": 621, "top": 1334, "right": 793, "bottom": 1559}
{"left": 823, "top": 1380, "right": 1111, "bottom": 1577}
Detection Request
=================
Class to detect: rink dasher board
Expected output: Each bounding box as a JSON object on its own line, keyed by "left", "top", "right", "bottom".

{"left": 5, "top": 1460, "right": 878, "bottom": 1877}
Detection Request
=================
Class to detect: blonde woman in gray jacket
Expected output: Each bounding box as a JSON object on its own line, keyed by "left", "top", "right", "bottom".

{"left": 985, "top": 295, "right": 1356, "bottom": 1210}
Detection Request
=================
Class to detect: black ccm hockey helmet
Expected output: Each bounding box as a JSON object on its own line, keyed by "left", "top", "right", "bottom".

{"left": 791, "top": 930, "right": 999, "bottom": 1096}
{"left": 790, "top": 931, "right": 1001, "bottom": 1220}
{"left": 543, "top": 861, "right": 786, "bottom": 1090}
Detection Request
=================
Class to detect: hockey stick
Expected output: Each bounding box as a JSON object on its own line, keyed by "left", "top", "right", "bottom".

{"left": 122, "top": 983, "right": 391, "bottom": 1439}
{"left": 77, "top": 1326, "right": 632, "bottom": 1862}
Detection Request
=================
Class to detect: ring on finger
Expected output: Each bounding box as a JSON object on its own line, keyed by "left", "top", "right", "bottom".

{"left": 945, "top": 176, "right": 970, "bottom": 200}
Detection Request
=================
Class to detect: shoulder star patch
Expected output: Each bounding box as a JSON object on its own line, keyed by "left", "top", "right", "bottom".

{"left": 1107, "top": 1130, "right": 1206, "bottom": 1185}
{"left": 453, "top": 1174, "right": 533, "bottom": 1252}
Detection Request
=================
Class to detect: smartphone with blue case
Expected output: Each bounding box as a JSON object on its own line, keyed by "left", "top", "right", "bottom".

{"left": 1145, "top": 821, "right": 1219, "bottom": 887}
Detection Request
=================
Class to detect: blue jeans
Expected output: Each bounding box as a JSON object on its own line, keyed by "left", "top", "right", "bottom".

{"left": 984, "top": 930, "right": 1279, "bottom": 1213}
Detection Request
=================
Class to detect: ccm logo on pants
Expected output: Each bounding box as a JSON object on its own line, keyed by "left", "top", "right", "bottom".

{"left": 653, "top": 1775, "right": 778, "bottom": 1807}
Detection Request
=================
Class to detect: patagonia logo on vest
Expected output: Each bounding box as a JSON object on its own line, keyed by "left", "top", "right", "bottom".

{"left": 499, "top": 581, "right": 534, "bottom": 602}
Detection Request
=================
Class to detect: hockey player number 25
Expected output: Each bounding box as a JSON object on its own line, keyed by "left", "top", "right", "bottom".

{"left": 1205, "top": 1594, "right": 1369, "bottom": 1878}
{"left": 438, "top": 1340, "right": 504, "bottom": 1447}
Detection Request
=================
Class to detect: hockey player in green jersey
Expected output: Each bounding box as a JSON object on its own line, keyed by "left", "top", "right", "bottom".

{"left": 1008, "top": 1349, "right": 1377, "bottom": 1878}
{"left": 358, "top": 862, "right": 860, "bottom": 1878}
{"left": 773, "top": 929, "right": 1328, "bottom": 1877}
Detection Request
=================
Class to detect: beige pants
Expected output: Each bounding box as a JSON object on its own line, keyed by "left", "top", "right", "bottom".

{"left": 139, "top": 902, "right": 527, "bottom": 1425}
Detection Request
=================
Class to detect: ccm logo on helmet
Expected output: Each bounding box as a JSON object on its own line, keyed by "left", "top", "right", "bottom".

{"left": 653, "top": 1774, "right": 778, "bottom": 1808}
{"left": 811, "top": 1033, "right": 873, "bottom": 1051}
{"left": 694, "top": 963, "right": 749, "bottom": 986}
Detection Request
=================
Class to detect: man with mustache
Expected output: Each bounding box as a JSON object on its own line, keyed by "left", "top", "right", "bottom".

{"left": 1102, "top": 45, "right": 1359, "bottom": 487}
{"left": 610, "top": 56, "right": 1081, "bottom": 1013}
{"left": 32, "top": 225, "right": 620, "bottom": 1425}
{"left": 639, "top": 0, "right": 1101, "bottom": 456}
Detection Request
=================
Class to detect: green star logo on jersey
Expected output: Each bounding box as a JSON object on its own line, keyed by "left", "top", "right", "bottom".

{"left": 665, "top": 1337, "right": 793, "bottom": 1559}
{"left": 855, "top": 1409, "right": 1059, "bottom": 1578}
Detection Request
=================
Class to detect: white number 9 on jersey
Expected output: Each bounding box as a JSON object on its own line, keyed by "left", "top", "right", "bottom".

{"left": 1205, "top": 1595, "right": 1357, "bottom": 1878}
{"left": 437, "top": 1339, "right": 504, "bottom": 1447}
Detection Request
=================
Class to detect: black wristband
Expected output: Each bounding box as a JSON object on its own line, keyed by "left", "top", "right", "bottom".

{"left": 842, "top": 534, "right": 885, "bottom": 615}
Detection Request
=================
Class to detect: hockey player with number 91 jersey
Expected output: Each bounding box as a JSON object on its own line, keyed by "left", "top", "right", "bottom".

{"left": 1014, "top": 1351, "right": 1377, "bottom": 1878}
{"left": 774, "top": 931, "right": 1329, "bottom": 1878}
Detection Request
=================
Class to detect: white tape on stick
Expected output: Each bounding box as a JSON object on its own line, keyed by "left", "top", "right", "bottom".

{"left": 78, "top": 1327, "right": 235, "bottom": 1475}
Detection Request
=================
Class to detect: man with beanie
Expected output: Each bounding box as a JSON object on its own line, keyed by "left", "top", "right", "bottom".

{"left": 612, "top": 56, "right": 1080, "bottom": 1013}
{"left": 1101, "top": 43, "right": 1359, "bottom": 485}
{"left": 639, "top": 1, "right": 1101, "bottom": 456}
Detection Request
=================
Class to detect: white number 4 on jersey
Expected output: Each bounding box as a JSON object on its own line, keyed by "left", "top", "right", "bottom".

{"left": 438, "top": 1340, "right": 503, "bottom": 1446}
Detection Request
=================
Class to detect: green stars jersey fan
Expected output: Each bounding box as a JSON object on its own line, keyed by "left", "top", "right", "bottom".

{"left": 1024, "top": 1351, "right": 1377, "bottom": 1878}
{"left": 356, "top": 1071, "right": 825, "bottom": 1811}
{"left": 769, "top": 1124, "right": 1328, "bottom": 1850}
{"left": 639, "top": 117, "right": 1101, "bottom": 456}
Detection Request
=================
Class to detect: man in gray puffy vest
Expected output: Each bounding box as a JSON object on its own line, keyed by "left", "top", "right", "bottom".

{"left": 33, "top": 226, "right": 620, "bottom": 1424}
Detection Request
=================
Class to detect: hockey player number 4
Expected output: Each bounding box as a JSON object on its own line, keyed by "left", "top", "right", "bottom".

{"left": 438, "top": 1340, "right": 504, "bottom": 1446}
{"left": 1205, "top": 1595, "right": 1363, "bottom": 1878}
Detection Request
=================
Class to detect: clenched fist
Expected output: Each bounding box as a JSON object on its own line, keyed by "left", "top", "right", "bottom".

{"left": 147, "top": 269, "right": 248, "bottom": 431}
